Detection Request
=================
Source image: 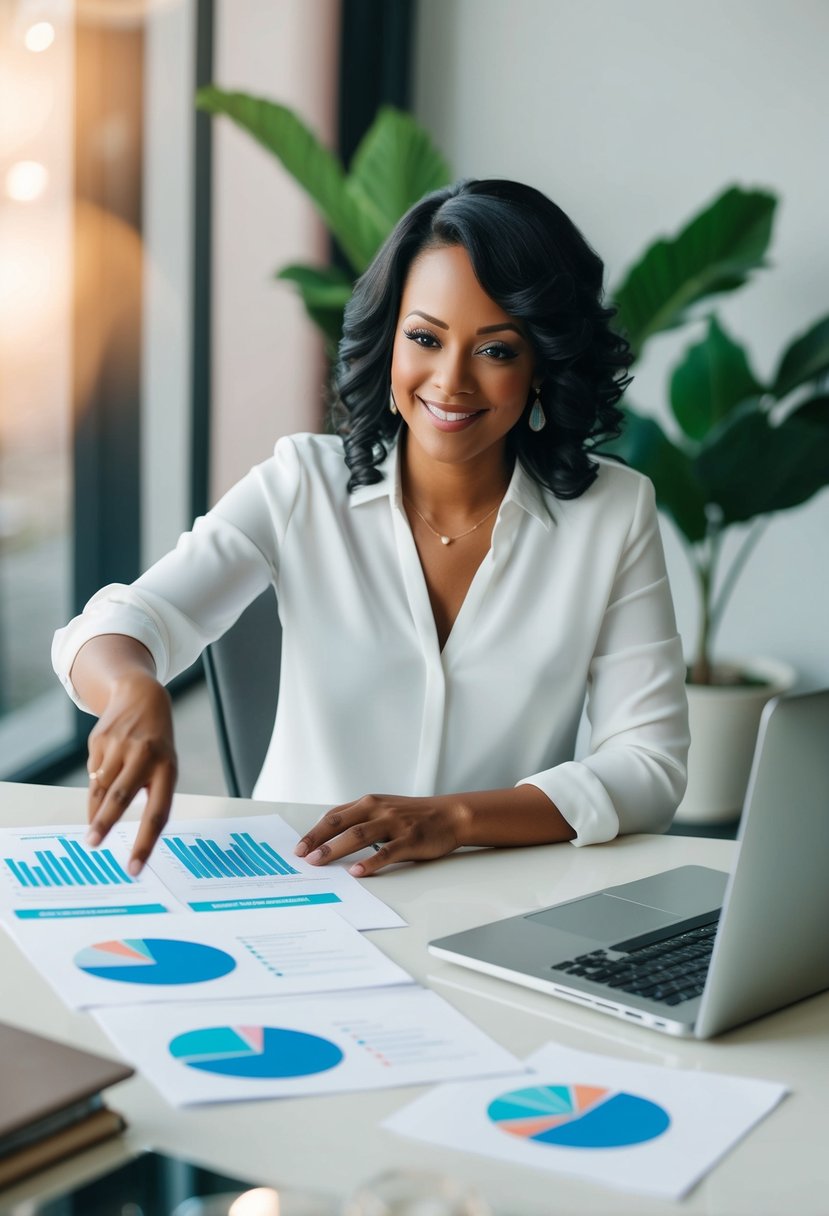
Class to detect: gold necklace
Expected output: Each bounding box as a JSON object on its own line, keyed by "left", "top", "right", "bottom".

{"left": 403, "top": 495, "right": 502, "bottom": 546}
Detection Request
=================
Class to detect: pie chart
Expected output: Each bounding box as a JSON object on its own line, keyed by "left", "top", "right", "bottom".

{"left": 169, "top": 1025, "right": 344, "bottom": 1078}
{"left": 74, "top": 938, "right": 236, "bottom": 986}
{"left": 488, "top": 1083, "right": 670, "bottom": 1149}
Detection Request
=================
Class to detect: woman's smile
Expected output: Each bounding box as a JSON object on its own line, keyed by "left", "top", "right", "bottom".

{"left": 419, "top": 397, "right": 486, "bottom": 430}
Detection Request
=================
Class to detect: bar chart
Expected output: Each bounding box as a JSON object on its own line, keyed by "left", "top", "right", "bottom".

{"left": 2, "top": 837, "right": 133, "bottom": 888}
{"left": 161, "top": 831, "right": 300, "bottom": 881}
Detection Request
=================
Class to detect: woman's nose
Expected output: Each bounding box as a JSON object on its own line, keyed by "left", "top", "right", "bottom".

{"left": 433, "top": 349, "right": 475, "bottom": 397}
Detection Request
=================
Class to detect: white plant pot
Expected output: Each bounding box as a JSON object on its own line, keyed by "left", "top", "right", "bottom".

{"left": 673, "top": 657, "right": 797, "bottom": 825}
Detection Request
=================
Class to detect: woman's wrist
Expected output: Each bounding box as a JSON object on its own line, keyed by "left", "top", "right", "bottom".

{"left": 110, "top": 668, "right": 164, "bottom": 699}
{"left": 70, "top": 635, "right": 157, "bottom": 715}
{"left": 449, "top": 784, "right": 575, "bottom": 849}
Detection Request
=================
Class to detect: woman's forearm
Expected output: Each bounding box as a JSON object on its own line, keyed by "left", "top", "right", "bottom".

{"left": 69, "top": 634, "right": 158, "bottom": 716}
{"left": 452, "top": 783, "right": 576, "bottom": 848}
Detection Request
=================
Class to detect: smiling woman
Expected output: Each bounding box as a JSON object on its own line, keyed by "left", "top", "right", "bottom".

{"left": 52, "top": 178, "right": 690, "bottom": 879}
{"left": 394, "top": 246, "right": 533, "bottom": 462}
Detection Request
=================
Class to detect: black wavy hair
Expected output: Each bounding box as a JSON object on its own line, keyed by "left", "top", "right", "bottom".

{"left": 333, "top": 178, "right": 631, "bottom": 496}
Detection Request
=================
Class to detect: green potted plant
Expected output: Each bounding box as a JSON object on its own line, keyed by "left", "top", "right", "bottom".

{"left": 609, "top": 187, "right": 829, "bottom": 821}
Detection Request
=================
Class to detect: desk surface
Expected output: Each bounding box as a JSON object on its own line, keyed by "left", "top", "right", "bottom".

{"left": 1, "top": 783, "right": 826, "bottom": 1215}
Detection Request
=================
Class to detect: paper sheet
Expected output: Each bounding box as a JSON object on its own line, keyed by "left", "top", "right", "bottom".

{"left": 384, "top": 1042, "right": 788, "bottom": 1200}
{"left": 0, "top": 815, "right": 403, "bottom": 930}
{"left": 0, "top": 824, "right": 181, "bottom": 919}
{"left": 5, "top": 907, "right": 413, "bottom": 1009}
{"left": 93, "top": 987, "right": 524, "bottom": 1106}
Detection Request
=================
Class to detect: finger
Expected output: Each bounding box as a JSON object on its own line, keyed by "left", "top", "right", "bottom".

{"left": 86, "top": 752, "right": 126, "bottom": 842}
{"left": 128, "top": 765, "right": 176, "bottom": 875}
{"left": 294, "top": 800, "right": 363, "bottom": 857}
{"left": 87, "top": 753, "right": 148, "bottom": 846}
{"left": 304, "top": 821, "right": 389, "bottom": 866}
{"left": 348, "top": 838, "right": 405, "bottom": 878}
{"left": 86, "top": 740, "right": 107, "bottom": 823}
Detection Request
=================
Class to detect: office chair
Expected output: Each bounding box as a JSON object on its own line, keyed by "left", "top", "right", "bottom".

{"left": 202, "top": 587, "right": 282, "bottom": 798}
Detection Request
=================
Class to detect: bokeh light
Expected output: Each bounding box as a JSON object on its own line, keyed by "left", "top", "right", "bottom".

{"left": 5, "top": 160, "right": 49, "bottom": 201}
{"left": 24, "top": 22, "right": 56, "bottom": 52}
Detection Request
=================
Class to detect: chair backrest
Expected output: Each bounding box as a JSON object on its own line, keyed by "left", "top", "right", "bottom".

{"left": 203, "top": 587, "right": 282, "bottom": 798}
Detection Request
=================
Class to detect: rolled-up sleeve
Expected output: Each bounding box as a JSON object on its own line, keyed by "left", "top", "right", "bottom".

{"left": 519, "top": 477, "right": 690, "bottom": 845}
{"left": 52, "top": 436, "right": 302, "bottom": 712}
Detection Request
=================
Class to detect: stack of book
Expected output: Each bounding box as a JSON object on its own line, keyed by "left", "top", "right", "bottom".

{"left": 0, "top": 1021, "right": 132, "bottom": 1191}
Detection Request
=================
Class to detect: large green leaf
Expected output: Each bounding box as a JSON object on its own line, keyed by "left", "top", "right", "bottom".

{"left": 195, "top": 87, "right": 381, "bottom": 272}
{"left": 787, "top": 393, "right": 829, "bottom": 426}
{"left": 604, "top": 406, "right": 708, "bottom": 542}
{"left": 276, "top": 264, "right": 353, "bottom": 352}
{"left": 276, "top": 263, "right": 353, "bottom": 306}
{"left": 695, "top": 397, "right": 829, "bottom": 524}
{"left": 346, "top": 106, "right": 452, "bottom": 233}
{"left": 771, "top": 315, "right": 829, "bottom": 399}
{"left": 612, "top": 187, "right": 777, "bottom": 358}
{"left": 670, "top": 316, "right": 764, "bottom": 441}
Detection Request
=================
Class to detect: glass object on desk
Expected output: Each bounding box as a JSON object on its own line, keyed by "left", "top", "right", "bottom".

{"left": 344, "top": 1169, "right": 491, "bottom": 1216}
{"left": 173, "top": 1186, "right": 339, "bottom": 1216}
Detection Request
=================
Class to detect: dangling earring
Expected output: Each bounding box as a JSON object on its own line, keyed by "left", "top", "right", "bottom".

{"left": 389, "top": 389, "right": 398, "bottom": 416}
{"left": 528, "top": 385, "right": 546, "bottom": 432}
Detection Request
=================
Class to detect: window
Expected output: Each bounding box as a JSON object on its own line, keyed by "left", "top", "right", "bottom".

{"left": 0, "top": 0, "right": 210, "bottom": 780}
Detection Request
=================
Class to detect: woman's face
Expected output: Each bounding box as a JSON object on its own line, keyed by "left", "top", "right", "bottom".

{"left": 390, "top": 244, "right": 537, "bottom": 474}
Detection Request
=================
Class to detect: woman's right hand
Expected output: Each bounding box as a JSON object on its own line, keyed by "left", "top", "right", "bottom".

{"left": 86, "top": 670, "right": 178, "bottom": 874}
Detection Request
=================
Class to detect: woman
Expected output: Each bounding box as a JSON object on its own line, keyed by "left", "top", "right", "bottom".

{"left": 52, "top": 179, "right": 689, "bottom": 878}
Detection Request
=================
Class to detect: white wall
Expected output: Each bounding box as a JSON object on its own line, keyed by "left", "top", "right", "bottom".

{"left": 414, "top": 0, "right": 829, "bottom": 687}
{"left": 211, "top": 0, "right": 340, "bottom": 499}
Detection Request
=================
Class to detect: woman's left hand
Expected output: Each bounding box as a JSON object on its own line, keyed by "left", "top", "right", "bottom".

{"left": 293, "top": 794, "right": 469, "bottom": 877}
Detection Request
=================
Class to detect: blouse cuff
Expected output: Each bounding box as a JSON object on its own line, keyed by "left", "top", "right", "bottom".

{"left": 518, "top": 761, "right": 620, "bottom": 847}
{"left": 51, "top": 597, "right": 169, "bottom": 714}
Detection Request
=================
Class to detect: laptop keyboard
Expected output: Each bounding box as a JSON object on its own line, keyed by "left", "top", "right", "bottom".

{"left": 552, "top": 919, "right": 719, "bottom": 1006}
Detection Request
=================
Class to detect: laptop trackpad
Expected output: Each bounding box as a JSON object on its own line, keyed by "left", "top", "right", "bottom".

{"left": 526, "top": 894, "right": 679, "bottom": 941}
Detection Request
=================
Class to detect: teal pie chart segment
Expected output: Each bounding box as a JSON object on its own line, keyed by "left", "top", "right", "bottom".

{"left": 488, "top": 1083, "right": 670, "bottom": 1149}
{"left": 74, "top": 937, "right": 236, "bottom": 985}
{"left": 169, "top": 1025, "right": 344, "bottom": 1078}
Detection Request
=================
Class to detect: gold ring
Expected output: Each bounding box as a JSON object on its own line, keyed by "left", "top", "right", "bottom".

{"left": 89, "top": 767, "right": 106, "bottom": 783}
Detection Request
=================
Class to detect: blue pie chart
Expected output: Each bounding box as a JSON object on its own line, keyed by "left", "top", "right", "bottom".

{"left": 169, "top": 1025, "right": 344, "bottom": 1078}
{"left": 74, "top": 937, "right": 236, "bottom": 986}
{"left": 488, "top": 1083, "right": 670, "bottom": 1149}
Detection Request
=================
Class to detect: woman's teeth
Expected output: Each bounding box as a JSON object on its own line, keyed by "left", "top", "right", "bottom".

{"left": 425, "top": 402, "right": 478, "bottom": 421}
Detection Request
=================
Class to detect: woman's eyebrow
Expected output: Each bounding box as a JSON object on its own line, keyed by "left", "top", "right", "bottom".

{"left": 476, "top": 322, "right": 523, "bottom": 336}
{"left": 405, "top": 310, "right": 448, "bottom": 329}
{"left": 404, "top": 310, "right": 523, "bottom": 337}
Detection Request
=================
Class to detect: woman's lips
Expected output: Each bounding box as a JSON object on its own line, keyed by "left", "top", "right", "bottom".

{"left": 420, "top": 398, "right": 484, "bottom": 431}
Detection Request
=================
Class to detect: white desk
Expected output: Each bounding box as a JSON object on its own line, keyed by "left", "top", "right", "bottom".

{"left": 1, "top": 783, "right": 827, "bottom": 1215}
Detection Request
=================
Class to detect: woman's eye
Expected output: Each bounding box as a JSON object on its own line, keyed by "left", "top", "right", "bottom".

{"left": 403, "top": 328, "right": 439, "bottom": 348}
{"left": 480, "top": 343, "right": 519, "bottom": 361}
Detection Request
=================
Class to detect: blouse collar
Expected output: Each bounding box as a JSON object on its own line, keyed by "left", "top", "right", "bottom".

{"left": 348, "top": 438, "right": 556, "bottom": 530}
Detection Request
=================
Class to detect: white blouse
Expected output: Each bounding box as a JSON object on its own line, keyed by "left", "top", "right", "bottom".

{"left": 52, "top": 433, "right": 689, "bottom": 846}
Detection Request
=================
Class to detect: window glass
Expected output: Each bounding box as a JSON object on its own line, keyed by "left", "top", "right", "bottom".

{"left": 0, "top": 0, "right": 197, "bottom": 779}
{"left": 0, "top": 6, "right": 74, "bottom": 774}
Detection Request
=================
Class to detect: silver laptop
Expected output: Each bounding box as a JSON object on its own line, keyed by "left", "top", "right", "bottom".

{"left": 430, "top": 689, "right": 829, "bottom": 1039}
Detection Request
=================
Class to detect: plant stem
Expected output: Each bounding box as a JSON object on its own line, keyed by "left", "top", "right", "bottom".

{"left": 709, "top": 520, "right": 768, "bottom": 634}
{"left": 690, "top": 525, "right": 723, "bottom": 684}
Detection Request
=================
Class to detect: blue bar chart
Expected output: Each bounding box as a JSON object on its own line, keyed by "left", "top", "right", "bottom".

{"left": 161, "top": 832, "right": 300, "bottom": 881}
{"left": 3, "top": 837, "right": 133, "bottom": 888}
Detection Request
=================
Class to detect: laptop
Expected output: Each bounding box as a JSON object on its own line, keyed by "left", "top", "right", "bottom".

{"left": 430, "top": 689, "right": 829, "bottom": 1039}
